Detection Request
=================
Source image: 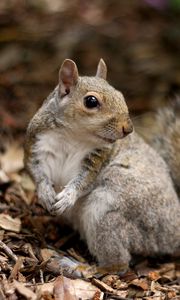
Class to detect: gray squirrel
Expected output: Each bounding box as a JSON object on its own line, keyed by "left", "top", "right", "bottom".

{"left": 25, "top": 59, "right": 180, "bottom": 267}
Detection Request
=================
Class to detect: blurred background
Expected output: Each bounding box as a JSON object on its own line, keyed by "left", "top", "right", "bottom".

{"left": 0, "top": 0, "right": 180, "bottom": 139}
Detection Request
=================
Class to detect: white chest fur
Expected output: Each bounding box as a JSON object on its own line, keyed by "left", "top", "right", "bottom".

{"left": 34, "top": 130, "right": 91, "bottom": 190}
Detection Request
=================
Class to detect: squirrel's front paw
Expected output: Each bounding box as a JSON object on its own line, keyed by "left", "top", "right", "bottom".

{"left": 37, "top": 183, "right": 56, "bottom": 214}
{"left": 53, "top": 186, "right": 77, "bottom": 215}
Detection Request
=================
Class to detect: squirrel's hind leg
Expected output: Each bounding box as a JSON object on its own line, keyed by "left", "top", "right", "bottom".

{"left": 79, "top": 189, "right": 134, "bottom": 267}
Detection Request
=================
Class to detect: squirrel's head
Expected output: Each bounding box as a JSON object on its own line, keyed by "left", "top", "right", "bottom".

{"left": 57, "top": 59, "right": 133, "bottom": 145}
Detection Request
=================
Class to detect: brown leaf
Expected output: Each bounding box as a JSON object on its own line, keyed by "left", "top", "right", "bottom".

{"left": 167, "top": 291, "right": 177, "bottom": 299}
{"left": 54, "top": 276, "right": 77, "bottom": 300}
{"left": 0, "top": 213, "right": 21, "bottom": 233}
{"left": 159, "top": 263, "right": 175, "bottom": 275}
{"left": 113, "top": 279, "right": 128, "bottom": 290}
{"left": 129, "top": 278, "right": 149, "bottom": 290}
{"left": 101, "top": 275, "right": 119, "bottom": 287}
{"left": 13, "top": 280, "right": 36, "bottom": 300}
{"left": 41, "top": 248, "right": 59, "bottom": 261}
{"left": 36, "top": 282, "right": 54, "bottom": 296}
{"left": 148, "top": 271, "right": 161, "bottom": 281}
{"left": 92, "top": 290, "right": 104, "bottom": 300}
{"left": 54, "top": 276, "right": 101, "bottom": 300}
{"left": 1, "top": 276, "right": 16, "bottom": 299}
{"left": 128, "top": 286, "right": 145, "bottom": 298}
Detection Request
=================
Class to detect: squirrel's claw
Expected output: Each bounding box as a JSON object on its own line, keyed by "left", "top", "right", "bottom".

{"left": 53, "top": 186, "right": 77, "bottom": 215}
{"left": 37, "top": 183, "right": 56, "bottom": 213}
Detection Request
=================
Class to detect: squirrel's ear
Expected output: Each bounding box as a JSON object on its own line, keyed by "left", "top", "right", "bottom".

{"left": 96, "top": 58, "right": 107, "bottom": 80}
{"left": 59, "top": 59, "right": 79, "bottom": 97}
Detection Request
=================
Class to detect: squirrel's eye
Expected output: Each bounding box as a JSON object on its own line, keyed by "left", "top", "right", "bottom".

{"left": 84, "top": 95, "right": 100, "bottom": 109}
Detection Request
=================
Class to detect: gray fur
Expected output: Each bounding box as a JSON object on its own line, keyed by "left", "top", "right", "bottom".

{"left": 68, "top": 133, "right": 180, "bottom": 265}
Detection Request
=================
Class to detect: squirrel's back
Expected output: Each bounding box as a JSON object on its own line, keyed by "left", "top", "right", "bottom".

{"left": 151, "top": 99, "right": 180, "bottom": 193}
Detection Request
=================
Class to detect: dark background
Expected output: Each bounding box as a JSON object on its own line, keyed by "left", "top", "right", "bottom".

{"left": 0, "top": 0, "right": 180, "bottom": 137}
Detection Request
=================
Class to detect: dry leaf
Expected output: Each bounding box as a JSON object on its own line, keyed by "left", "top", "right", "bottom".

{"left": 0, "top": 213, "right": 21, "bottom": 233}
{"left": 41, "top": 248, "right": 59, "bottom": 261}
{"left": 54, "top": 276, "right": 77, "bottom": 300}
{"left": 167, "top": 291, "right": 177, "bottom": 299}
{"left": 148, "top": 270, "right": 161, "bottom": 281}
{"left": 101, "top": 275, "right": 119, "bottom": 287}
{"left": 92, "top": 290, "right": 104, "bottom": 300}
{"left": 13, "top": 280, "right": 36, "bottom": 300}
{"left": 112, "top": 279, "right": 128, "bottom": 290}
{"left": 129, "top": 278, "right": 149, "bottom": 290}
{"left": 55, "top": 276, "right": 101, "bottom": 300}
{"left": 1, "top": 276, "right": 16, "bottom": 298}
{"left": 36, "top": 281, "right": 54, "bottom": 295}
{"left": 159, "top": 263, "right": 175, "bottom": 275}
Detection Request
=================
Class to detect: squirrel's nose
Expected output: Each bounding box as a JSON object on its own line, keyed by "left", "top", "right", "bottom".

{"left": 122, "top": 120, "right": 133, "bottom": 137}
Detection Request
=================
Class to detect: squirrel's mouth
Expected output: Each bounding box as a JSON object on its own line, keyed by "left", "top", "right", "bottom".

{"left": 96, "top": 135, "right": 116, "bottom": 144}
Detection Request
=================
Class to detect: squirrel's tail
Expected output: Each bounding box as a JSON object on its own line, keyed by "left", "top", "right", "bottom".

{"left": 151, "top": 98, "right": 180, "bottom": 192}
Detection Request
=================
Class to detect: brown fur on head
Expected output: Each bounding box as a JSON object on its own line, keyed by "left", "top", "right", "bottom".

{"left": 58, "top": 59, "right": 133, "bottom": 144}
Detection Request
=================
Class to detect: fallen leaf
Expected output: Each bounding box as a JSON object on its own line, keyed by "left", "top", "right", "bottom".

{"left": 129, "top": 278, "right": 149, "bottom": 290}
{"left": 36, "top": 281, "right": 54, "bottom": 295}
{"left": 54, "top": 276, "right": 77, "bottom": 300}
{"left": 41, "top": 248, "right": 59, "bottom": 261}
{"left": 159, "top": 263, "right": 175, "bottom": 275}
{"left": 148, "top": 270, "right": 161, "bottom": 281}
{"left": 101, "top": 275, "right": 119, "bottom": 287}
{"left": 0, "top": 213, "right": 21, "bottom": 233}
{"left": 92, "top": 290, "right": 104, "bottom": 300}
{"left": 56, "top": 276, "right": 101, "bottom": 300}
{"left": 167, "top": 291, "right": 177, "bottom": 299}
{"left": 128, "top": 286, "right": 145, "bottom": 298}
{"left": 1, "top": 276, "right": 16, "bottom": 299}
{"left": 13, "top": 280, "right": 36, "bottom": 300}
{"left": 112, "top": 279, "right": 128, "bottom": 290}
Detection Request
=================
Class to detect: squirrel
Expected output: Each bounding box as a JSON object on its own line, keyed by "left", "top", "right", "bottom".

{"left": 24, "top": 59, "right": 180, "bottom": 267}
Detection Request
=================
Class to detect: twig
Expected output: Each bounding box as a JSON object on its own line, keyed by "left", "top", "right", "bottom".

{"left": 39, "top": 269, "right": 44, "bottom": 284}
{"left": 0, "top": 240, "right": 18, "bottom": 262}
{"left": 92, "top": 278, "right": 131, "bottom": 300}
{"left": 8, "top": 257, "right": 24, "bottom": 280}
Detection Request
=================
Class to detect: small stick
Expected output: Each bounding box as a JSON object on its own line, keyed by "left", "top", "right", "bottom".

{"left": 39, "top": 269, "right": 44, "bottom": 284}
{"left": 0, "top": 240, "right": 18, "bottom": 262}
